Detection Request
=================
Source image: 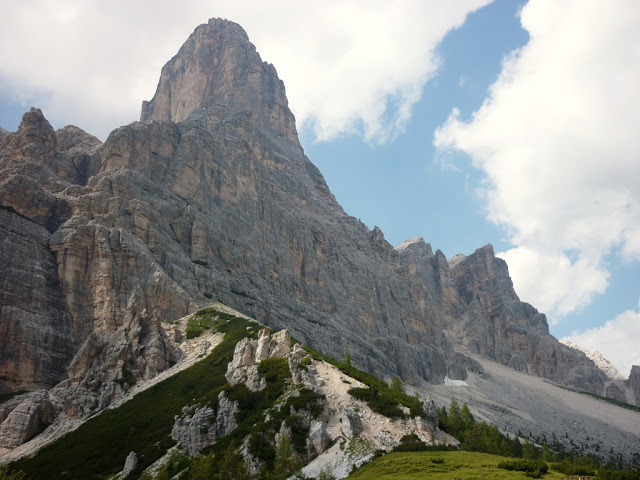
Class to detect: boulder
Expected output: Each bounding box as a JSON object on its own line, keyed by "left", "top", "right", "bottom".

{"left": 269, "top": 330, "right": 291, "bottom": 358}
{"left": 0, "top": 390, "right": 54, "bottom": 447}
{"left": 122, "top": 451, "right": 138, "bottom": 479}
{"left": 307, "top": 420, "right": 331, "bottom": 457}
{"left": 171, "top": 405, "right": 216, "bottom": 457}
{"left": 341, "top": 408, "right": 364, "bottom": 440}
{"left": 215, "top": 391, "right": 239, "bottom": 437}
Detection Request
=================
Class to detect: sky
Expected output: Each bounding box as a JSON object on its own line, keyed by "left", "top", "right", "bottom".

{"left": 1, "top": 0, "right": 638, "bottom": 376}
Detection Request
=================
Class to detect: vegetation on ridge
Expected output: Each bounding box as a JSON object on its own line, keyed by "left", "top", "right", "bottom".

{"left": 185, "top": 307, "right": 236, "bottom": 339}
{"left": 304, "top": 346, "right": 423, "bottom": 419}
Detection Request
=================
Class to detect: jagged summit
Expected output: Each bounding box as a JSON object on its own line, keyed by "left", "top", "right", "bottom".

{"left": 394, "top": 236, "right": 432, "bottom": 254}
{"left": 561, "top": 340, "right": 625, "bottom": 380}
{"left": 141, "top": 18, "right": 299, "bottom": 145}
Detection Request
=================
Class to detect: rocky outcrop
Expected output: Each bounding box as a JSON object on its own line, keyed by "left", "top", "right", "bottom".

{"left": 226, "top": 328, "right": 291, "bottom": 391}
{"left": 122, "top": 451, "right": 138, "bottom": 479}
{"left": 0, "top": 390, "right": 54, "bottom": 447}
{"left": 171, "top": 405, "right": 216, "bottom": 456}
{"left": 171, "top": 390, "right": 238, "bottom": 457}
{"left": 628, "top": 365, "right": 640, "bottom": 406}
{"left": 341, "top": 408, "right": 364, "bottom": 440}
{"left": 215, "top": 391, "right": 239, "bottom": 437}
{"left": 307, "top": 420, "right": 331, "bottom": 456}
{"left": 422, "top": 398, "right": 439, "bottom": 429}
{"left": 561, "top": 341, "right": 625, "bottom": 380}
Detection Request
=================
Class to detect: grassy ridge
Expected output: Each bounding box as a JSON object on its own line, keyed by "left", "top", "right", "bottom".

{"left": 12, "top": 313, "right": 261, "bottom": 480}
{"left": 346, "top": 451, "right": 567, "bottom": 480}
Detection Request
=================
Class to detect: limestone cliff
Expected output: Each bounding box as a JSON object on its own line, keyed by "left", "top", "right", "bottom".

{"left": 629, "top": 366, "right": 640, "bottom": 406}
{"left": 0, "top": 18, "right": 612, "bottom": 423}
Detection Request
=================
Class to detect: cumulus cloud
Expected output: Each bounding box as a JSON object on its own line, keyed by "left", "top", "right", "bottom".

{"left": 0, "top": 0, "right": 490, "bottom": 142}
{"left": 562, "top": 302, "right": 640, "bottom": 377}
{"left": 434, "top": 0, "right": 640, "bottom": 320}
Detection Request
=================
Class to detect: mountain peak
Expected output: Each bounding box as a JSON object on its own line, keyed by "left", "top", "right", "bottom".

{"left": 140, "top": 18, "right": 298, "bottom": 144}
{"left": 560, "top": 340, "right": 625, "bottom": 380}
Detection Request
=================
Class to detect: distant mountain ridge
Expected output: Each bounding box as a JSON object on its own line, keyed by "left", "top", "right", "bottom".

{"left": 1, "top": 17, "right": 639, "bottom": 454}
{"left": 560, "top": 340, "right": 625, "bottom": 380}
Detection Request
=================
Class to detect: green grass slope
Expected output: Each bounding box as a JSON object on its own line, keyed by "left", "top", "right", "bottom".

{"left": 346, "top": 451, "right": 567, "bottom": 480}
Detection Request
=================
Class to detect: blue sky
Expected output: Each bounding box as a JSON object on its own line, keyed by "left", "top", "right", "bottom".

{"left": 1, "top": 0, "right": 638, "bottom": 374}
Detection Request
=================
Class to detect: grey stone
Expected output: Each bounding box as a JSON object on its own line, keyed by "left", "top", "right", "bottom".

{"left": 307, "top": 420, "right": 330, "bottom": 457}
{"left": 0, "top": 390, "right": 54, "bottom": 447}
{"left": 171, "top": 392, "right": 238, "bottom": 457}
{"left": 268, "top": 330, "right": 291, "bottom": 359}
{"left": 628, "top": 365, "right": 640, "bottom": 406}
{"left": 171, "top": 405, "right": 216, "bottom": 457}
{"left": 122, "top": 451, "right": 138, "bottom": 479}
{"left": 215, "top": 391, "right": 238, "bottom": 437}
{"left": 241, "top": 435, "right": 263, "bottom": 477}
{"left": 341, "top": 408, "right": 364, "bottom": 440}
{"left": 255, "top": 328, "right": 270, "bottom": 362}
{"left": 422, "top": 398, "right": 439, "bottom": 429}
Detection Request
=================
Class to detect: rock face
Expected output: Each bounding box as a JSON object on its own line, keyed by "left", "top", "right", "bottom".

{"left": 170, "top": 390, "right": 239, "bottom": 457}
{"left": 225, "top": 328, "right": 291, "bottom": 391}
{"left": 0, "top": 18, "right": 615, "bottom": 437}
{"left": 341, "top": 408, "right": 364, "bottom": 440}
{"left": 172, "top": 405, "right": 216, "bottom": 457}
{"left": 0, "top": 390, "right": 54, "bottom": 447}
{"left": 307, "top": 421, "right": 331, "bottom": 456}
{"left": 561, "top": 341, "right": 625, "bottom": 380}
{"left": 628, "top": 365, "right": 640, "bottom": 406}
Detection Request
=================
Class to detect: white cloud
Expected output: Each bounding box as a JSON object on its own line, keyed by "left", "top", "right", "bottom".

{"left": 0, "top": 0, "right": 490, "bottom": 142}
{"left": 562, "top": 302, "right": 640, "bottom": 377}
{"left": 434, "top": 0, "right": 640, "bottom": 321}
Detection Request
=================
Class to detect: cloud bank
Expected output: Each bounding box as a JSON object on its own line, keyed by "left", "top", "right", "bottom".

{"left": 0, "top": 0, "right": 490, "bottom": 142}
{"left": 434, "top": 0, "right": 640, "bottom": 322}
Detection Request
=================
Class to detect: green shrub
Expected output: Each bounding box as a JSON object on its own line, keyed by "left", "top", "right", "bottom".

{"left": 347, "top": 387, "right": 405, "bottom": 418}
{"left": 285, "top": 388, "right": 325, "bottom": 418}
{"left": 392, "top": 441, "right": 428, "bottom": 452}
{"left": 249, "top": 432, "right": 276, "bottom": 463}
{"left": 258, "top": 358, "right": 291, "bottom": 383}
{"left": 0, "top": 391, "right": 27, "bottom": 406}
{"left": 301, "top": 346, "right": 422, "bottom": 420}
{"left": 498, "top": 458, "right": 548, "bottom": 474}
{"left": 399, "top": 434, "right": 420, "bottom": 443}
{"left": 0, "top": 466, "right": 27, "bottom": 480}
{"left": 155, "top": 452, "right": 190, "bottom": 479}
{"left": 551, "top": 460, "right": 595, "bottom": 476}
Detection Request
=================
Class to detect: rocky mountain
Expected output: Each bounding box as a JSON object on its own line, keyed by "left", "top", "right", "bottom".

{"left": 560, "top": 341, "right": 625, "bottom": 380}
{"left": 1, "top": 17, "right": 639, "bottom": 454}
